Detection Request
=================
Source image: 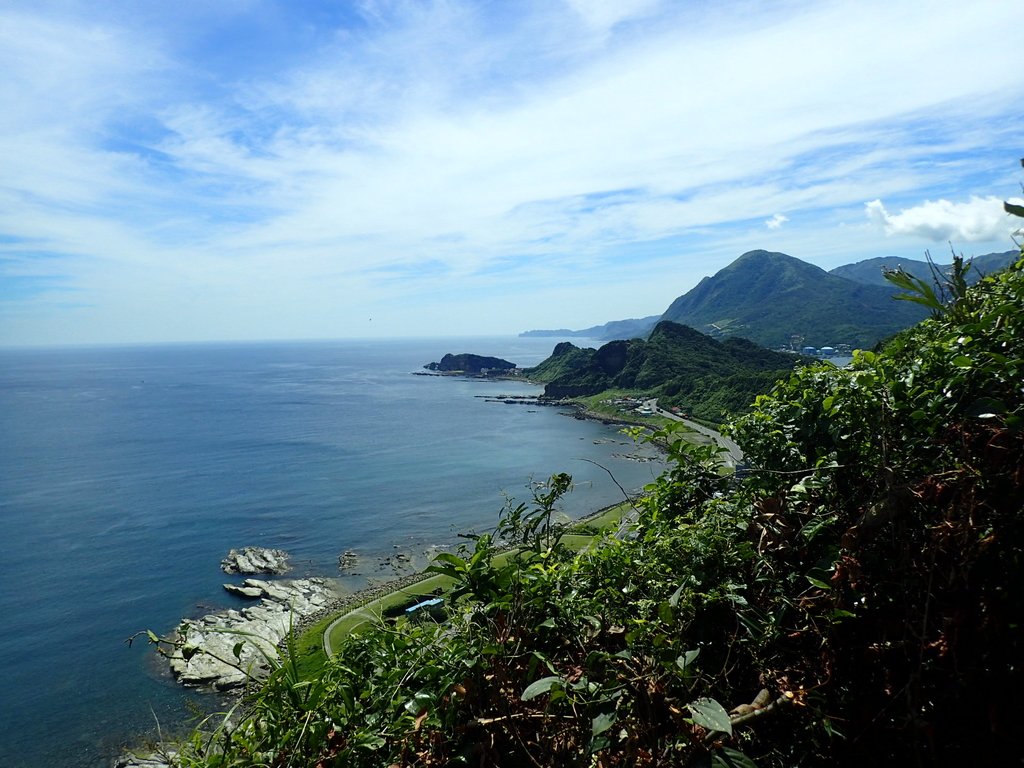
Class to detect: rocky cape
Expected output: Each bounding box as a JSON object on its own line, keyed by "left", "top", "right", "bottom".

{"left": 120, "top": 557, "right": 450, "bottom": 767}
{"left": 168, "top": 575, "right": 338, "bottom": 691}
{"left": 424, "top": 352, "right": 516, "bottom": 374}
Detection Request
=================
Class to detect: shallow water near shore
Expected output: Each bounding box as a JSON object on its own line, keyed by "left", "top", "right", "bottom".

{"left": 0, "top": 337, "right": 666, "bottom": 767}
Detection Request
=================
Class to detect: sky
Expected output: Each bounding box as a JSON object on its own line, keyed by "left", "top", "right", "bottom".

{"left": 1, "top": 0, "right": 1022, "bottom": 346}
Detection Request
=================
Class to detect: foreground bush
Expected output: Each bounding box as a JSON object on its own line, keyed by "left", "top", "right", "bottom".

{"left": 170, "top": 250, "right": 1023, "bottom": 767}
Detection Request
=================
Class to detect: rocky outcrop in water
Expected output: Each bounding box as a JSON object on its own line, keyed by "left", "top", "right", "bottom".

{"left": 220, "top": 546, "right": 291, "bottom": 574}
{"left": 168, "top": 578, "right": 337, "bottom": 690}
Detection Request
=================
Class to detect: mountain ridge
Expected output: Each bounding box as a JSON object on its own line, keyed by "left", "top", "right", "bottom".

{"left": 658, "top": 249, "right": 928, "bottom": 348}
{"left": 523, "top": 248, "right": 1017, "bottom": 348}
{"left": 829, "top": 250, "right": 1016, "bottom": 287}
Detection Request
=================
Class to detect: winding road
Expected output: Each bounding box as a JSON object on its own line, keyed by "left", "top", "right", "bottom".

{"left": 645, "top": 398, "right": 744, "bottom": 468}
{"left": 321, "top": 401, "right": 744, "bottom": 657}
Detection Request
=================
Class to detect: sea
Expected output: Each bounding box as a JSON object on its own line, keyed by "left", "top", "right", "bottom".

{"left": 0, "top": 337, "right": 667, "bottom": 767}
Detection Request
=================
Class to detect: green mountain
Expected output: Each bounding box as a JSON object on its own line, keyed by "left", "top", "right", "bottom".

{"left": 519, "top": 250, "right": 1016, "bottom": 351}
{"left": 525, "top": 320, "right": 801, "bottom": 422}
{"left": 660, "top": 249, "right": 928, "bottom": 348}
{"left": 524, "top": 341, "right": 602, "bottom": 383}
{"left": 829, "top": 249, "right": 1017, "bottom": 288}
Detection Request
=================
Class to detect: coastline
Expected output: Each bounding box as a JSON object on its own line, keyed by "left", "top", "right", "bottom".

{"left": 290, "top": 495, "right": 638, "bottom": 642}
{"left": 119, "top": 373, "right": 669, "bottom": 765}
{"left": 153, "top": 390, "right": 662, "bottom": 691}
{"left": 117, "top": 495, "right": 643, "bottom": 766}
{"left": 4, "top": 337, "right": 672, "bottom": 768}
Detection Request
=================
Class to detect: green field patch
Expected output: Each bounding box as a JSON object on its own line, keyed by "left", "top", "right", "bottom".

{"left": 317, "top": 500, "right": 639, "bottom": 659}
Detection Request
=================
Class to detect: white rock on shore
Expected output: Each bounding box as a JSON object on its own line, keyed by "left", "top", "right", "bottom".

{"left": 220, "top": 546, "right": 291, "bottom": 574}
{"left": 113, "top": 750, "right": 176, "bottom": 767}
{"left": 168, "top": 578, "right": 336, "bottom": 690}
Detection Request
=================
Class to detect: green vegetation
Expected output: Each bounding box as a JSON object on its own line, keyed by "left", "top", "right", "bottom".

{"left": 526, "top": 321, "right": 802, "bottom": 424}
{"left": 828, "top": 248, "right": 1017, "bottom": 288}
{"left": 524, "top": 340, "right": 607, "bottom": 384}
{"left": 572, "top": 391, "right": 670, "bottom": 427}
{"left": 319, "top": 502, "right": 637, "bottom": 657}
{"left": 424, "top": 353, "right": 516, "bottom": 373}
{"left": 661, "top": 249, "right": 930, "bottom": 348}
{"left": 159, "top": 233, "right": 1023, "bottom": 765}
{"left": 289, "top": 612, "right": 343, "bottom": 680}
{"left": 519, "top": 250, "right": 1016, "bottom": 348}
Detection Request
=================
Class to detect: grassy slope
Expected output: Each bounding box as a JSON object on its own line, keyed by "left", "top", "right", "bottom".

{"left": 293, "top": 502, "right": 639, "bottom": 676}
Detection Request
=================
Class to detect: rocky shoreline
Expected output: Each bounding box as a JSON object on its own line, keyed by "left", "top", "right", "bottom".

{"left": 167, "top": 576, "right": 338, "bottom": 690}
{"left": 118, "top": 491, "right": 645, "bottom": 766}
{"left": 116, "top": 551, "right": 460, "bottom": 767}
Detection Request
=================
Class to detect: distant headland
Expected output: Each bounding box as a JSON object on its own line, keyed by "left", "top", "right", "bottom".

{"left": 423, "top": 353, "right": 517, "bottom": 375}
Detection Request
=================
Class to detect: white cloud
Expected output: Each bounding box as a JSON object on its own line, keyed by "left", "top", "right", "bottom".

{"left": 864, "top": 196, "right": 1017, "bottom": 242}
{"left": 564, "top": 0, "right": 663, "bottom": 33}
{"left": 2, "top": 0, "right": 1024, "bottom": 344}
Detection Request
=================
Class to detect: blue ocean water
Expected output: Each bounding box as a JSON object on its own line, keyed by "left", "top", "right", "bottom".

{"left": 0, "top": 337, "right": 666, "bottom": 767}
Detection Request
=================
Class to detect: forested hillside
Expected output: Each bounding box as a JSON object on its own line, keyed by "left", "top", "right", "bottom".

{"left": 660, "top": 250, "right": 928, "bottom": 348}
{"left": 525, "top": 321, "right": 802, "bottom": 423}
{"left": 161, "top": 246, "right": 1023, "bottom": 767}
{"left": 829, "top": 249, "right": 1017, "bottom": 287}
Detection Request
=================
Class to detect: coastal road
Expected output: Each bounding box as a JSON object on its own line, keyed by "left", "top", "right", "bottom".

{"left": 645, "top": 399, "right": 744, "bottom": 468}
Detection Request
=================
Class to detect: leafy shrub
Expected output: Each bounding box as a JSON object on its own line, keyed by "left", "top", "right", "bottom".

{"left": 167, "top": 237, "right": 1023, "bottom": 767}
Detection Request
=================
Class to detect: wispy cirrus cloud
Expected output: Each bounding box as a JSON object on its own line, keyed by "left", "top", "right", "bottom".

{"left": 1, "top": 0, "right": 1023, "bottom": 344}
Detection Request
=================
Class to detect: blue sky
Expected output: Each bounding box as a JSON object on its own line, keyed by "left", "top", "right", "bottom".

{"left": 1, "top": 0, "right": 1022, "bottom": 346}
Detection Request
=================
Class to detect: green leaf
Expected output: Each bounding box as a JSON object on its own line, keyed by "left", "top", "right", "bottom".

{"left": 687, "top": 697, "right": 733, "bottom": 735}
{"left": 668, "top": 584, "right": 685, "bottom": 608}
{"left": 431, "top": 552, "right": 467, "bottom": 569}
{"left": 146, "top": 630, "right": 160, "bottom": 644}
{"left": 657, "top": 600, "right": 674, "bottom": 624}
{"left": 951, "top": 355, "right": 973, "bottom": 368}
{"left": 357, "top": 735, "right": 386, "bottom": 751}
{"left": 800, "top": 514, "right": 838, "bottom": 541}
{"left": 676, "top": 648, "right": 700, "bottom": 672}
{"left": 806, "top": 575, "right": 832, "bottom": 590}
{"left": 521, "top": 676, "right": 563, "bottom": 701}
{"left": 404, "top": 691, "right": 433, "bottom": 714}
{"left": 965, "top": 397, "right": 1007, "bottom": 419}
{"left": 711, "top": 746, "right": 759, "bottom": 768}
{"left": 591, "top": 711, "right": 616, "bottom": 736}
{"left": 232, "top": 642, "right": 244, "bottom": 660}
{"left": 1004, "top": 201, "right": 1024, "bottom": 218}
